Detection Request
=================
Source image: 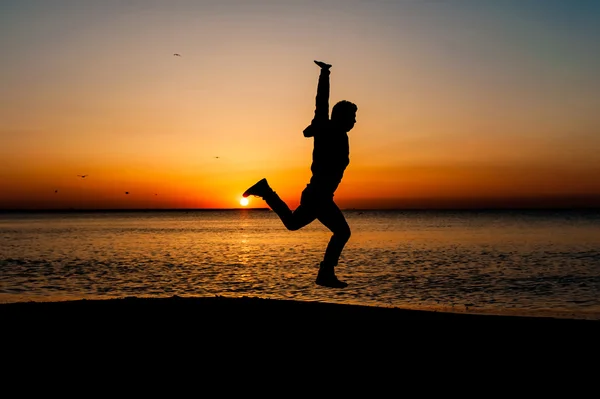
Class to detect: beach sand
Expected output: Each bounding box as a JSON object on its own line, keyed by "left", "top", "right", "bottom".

{"left": 1, "top": 295, "right": 598, "bottom": 325}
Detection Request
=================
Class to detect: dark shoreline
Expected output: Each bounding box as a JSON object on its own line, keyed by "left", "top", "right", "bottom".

{"left": 2, "top": 295, "right": 598, "bottom": 324}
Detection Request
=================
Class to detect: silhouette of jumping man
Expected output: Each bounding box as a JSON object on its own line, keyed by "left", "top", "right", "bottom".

{"left": 243, "top": 60, "right": 358, "bottom": 288}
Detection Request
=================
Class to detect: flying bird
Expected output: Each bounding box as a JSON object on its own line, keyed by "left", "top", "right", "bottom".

{"left": 125, "top": 192, "right": 129, "bottom": 195}
{"left": 54, "top": 190, "right": 58, "bottom": 193}
{"left": 173, "top": 53, "right": 181, "bottom": 57}
{"left": 77, "top": 175, "right": 88, "bottom": 178}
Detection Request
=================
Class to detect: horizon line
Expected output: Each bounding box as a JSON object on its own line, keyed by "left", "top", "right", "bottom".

{"left": 1, "top": 206, "right": 599, "bottom": 213}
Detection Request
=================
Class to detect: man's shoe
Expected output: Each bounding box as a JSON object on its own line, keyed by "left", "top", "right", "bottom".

{"left": 314, "top": 60, "right": 332, "bottom": 69}
{"left": 315, "top": 264, "right": 348, "bottom": 289}
{"left": 315, "top": 274, "right": 348, "bottom": 289}
{"left": 243, "top": 178, "right": 270, "bottom": 198}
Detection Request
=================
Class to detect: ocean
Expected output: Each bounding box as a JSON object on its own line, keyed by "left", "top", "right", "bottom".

{"left": 1, "top": 209, "right": 599, "bottom": 320}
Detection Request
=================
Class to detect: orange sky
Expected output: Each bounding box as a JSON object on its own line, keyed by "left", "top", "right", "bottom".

{"left": 1, "top": 1, "right": 599, "bottom": 210}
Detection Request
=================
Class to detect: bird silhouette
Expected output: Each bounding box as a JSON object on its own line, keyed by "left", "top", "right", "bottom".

{"left": 173, "top": 53, "right": 181, "bottom": 57}
{"left": 54, "top": 190, "right": 58, "bottom": 193}
{"left": 125, "top": 192, "right": 129, "bottom": 195}
{"left": 77, "top": 175, "right": 88, "bottom": 178}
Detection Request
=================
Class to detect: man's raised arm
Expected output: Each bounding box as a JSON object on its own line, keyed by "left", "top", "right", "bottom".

{"left": 303, "top": 60, "right": 331, "bottom": 137}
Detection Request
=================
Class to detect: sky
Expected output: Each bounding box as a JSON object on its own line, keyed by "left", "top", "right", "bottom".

{"left": 1, "top": 0, "right": 599, "bottom": 210}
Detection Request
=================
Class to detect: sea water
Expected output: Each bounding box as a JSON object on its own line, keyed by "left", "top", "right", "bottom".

{"left": 1, "top": 209, "right": 599, "bottom": 320}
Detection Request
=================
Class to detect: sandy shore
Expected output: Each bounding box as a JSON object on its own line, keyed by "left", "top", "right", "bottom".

{"left": 1, "top": 295, "right": 598, "bottom": 325}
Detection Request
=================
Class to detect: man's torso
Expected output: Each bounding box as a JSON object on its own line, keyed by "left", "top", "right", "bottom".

{"left": 308, "top": 121, "right": 349, "bottom": 195}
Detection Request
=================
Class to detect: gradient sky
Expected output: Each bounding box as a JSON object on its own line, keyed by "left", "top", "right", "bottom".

{"left": 1, "top": 0, "right": 599, "bottom": 210}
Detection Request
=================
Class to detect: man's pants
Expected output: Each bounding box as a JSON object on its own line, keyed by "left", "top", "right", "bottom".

{"left": 263, "top": 187, "right": 351, "bottom": 267}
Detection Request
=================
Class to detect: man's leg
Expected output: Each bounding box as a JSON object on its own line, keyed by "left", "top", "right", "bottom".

{"left": 265, "top": 193, "right": 316, "bottom": 231}
{"left": 243, "top": 178, "right": 316, "bottom": 231}
{"left": 315, "top": 200, "right": 351, "bottom": 288}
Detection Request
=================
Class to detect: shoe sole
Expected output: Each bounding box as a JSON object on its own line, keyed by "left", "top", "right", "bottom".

{"left": 315, "top": 280, "right": 348, "bottom": 289}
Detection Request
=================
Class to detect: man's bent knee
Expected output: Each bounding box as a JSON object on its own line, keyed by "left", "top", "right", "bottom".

{"left": 282, "top": 219, "right": 304, "bottom": 231}
{"left": 335, "top": 227, "right": 351, "bottom": 242}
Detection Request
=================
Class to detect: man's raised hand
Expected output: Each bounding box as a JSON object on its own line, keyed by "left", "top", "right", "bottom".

{"left": 314, "top": 60, "right": 332, "bottom": 69}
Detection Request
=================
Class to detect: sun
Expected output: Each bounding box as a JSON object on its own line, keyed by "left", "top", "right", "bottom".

{"left": 240, "top": 197, "right": 249, "bottom": 207}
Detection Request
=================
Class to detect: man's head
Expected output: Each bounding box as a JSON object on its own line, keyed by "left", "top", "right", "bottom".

{"left": 331, "top": 100, "right": 358, "bottom": 132}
